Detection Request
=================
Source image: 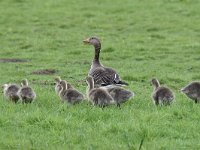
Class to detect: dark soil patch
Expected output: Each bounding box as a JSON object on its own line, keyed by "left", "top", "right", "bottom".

{"left": 0, "top": 58, "right": 29, "bottom": 63}
{"left": 32, "top": 69, "right": 58, "bottom": 75}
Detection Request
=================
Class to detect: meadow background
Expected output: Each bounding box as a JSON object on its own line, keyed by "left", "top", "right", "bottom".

{"left": 0, "top": 0, "right": 200, "bottom": 149}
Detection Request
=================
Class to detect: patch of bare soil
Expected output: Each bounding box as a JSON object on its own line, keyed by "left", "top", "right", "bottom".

{"left": 32, "top": 69, "right": 58, "bottom": 75}
{"left": 0, "top": 58, "right": 29, "bottom": 63}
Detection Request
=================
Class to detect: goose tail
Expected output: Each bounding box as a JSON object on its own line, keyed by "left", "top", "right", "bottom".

{"left": 117, "top": 80, "right": 129, "bottom": 86}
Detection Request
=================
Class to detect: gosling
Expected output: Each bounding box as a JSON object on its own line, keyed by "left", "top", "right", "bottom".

{"left": 58, "top": 80, "right": 84, "bottom": 104}
{"left": 151, "top": 78, "right": 175, "bottom": 106}
{"left": 86, "top": 76, "right": 114, "bottom": 107}
{"left": 181, "top": 81, "right": 200, "bottom": 103}
{"left": 17, "top": 79, "right": 36, "bottom": 103}
{"left": 2, "top": 83, "right": 20, "bottom": 103}
{"left": 105, "top": 85, "right": 134, "bottom": 107}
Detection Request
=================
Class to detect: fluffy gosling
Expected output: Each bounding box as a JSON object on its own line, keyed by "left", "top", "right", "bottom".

{"left": 181, "top": 81, "right": 200, "bottom": 103}
{"left": 17, "top": 79, "right": 36, "bottom": 103}
{"left": 86, "top": 76, "right": 114, "bottom": 107}
{"left": 2, "top": 83, "right": 20, "bottom": 103}
{"left": 151, "top": 78, "right": 175, "bottom": 106}
{"left": 58, "top": 80, "right": 84, "bottom": 104}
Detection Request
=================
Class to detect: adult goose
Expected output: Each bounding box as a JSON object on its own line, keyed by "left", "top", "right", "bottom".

{"left": 3, "top": 83, "right": 20, "bottom": 103}
{"left": 151, "top": 78, "right": 175, "bottom": 106}
{"left": 181, "top": 81, "right": 200, "bottom": 103}
{"left": 83, "top": 37, "right": 128, "bottom": 86}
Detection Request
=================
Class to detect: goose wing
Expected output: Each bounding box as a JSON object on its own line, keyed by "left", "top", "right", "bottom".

{"left": 89, "top": 67, "right": 122, "bottom": 86}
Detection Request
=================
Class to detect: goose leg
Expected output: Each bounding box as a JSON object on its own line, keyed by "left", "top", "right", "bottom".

{"left": 117, "top": 103, "right": 121, "bottom": 109}
{"left": 155, "top": 99, "right": 159, "bottom": 106}
{"left": 100, "top": 105, "right": 105, "bottom": 110}
{"left": 196, "top": 97, "right": 200, "bottom": 103}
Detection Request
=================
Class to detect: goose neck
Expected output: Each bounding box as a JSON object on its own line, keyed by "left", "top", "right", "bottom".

{"left": 94, "top": 44, "right": 101, "bottom": 61}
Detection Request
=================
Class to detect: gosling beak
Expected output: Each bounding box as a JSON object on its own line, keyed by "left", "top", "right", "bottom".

{"left": 2, "top": 84, "right": 7, "bottom": 89}
{"left": 83, "top": 38, "right": 90, "bottom": 44}
{"left": 180, "top": 88, "right": 184, "bottom": 92}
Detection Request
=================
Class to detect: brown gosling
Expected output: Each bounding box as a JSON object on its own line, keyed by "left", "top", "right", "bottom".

{"left": 181, "top": 81, "right": 200, "bottom": 103}
{"left": 86, "top": 76, "right": 115, "bottom": 107}
{"left": 83, "top": 36, "right": 128, "bottom": 86}
{"left": 151, "top": 78, "right": 175, "bottom": 106}
{"left": 2, "top": 83, "right": 20, "bottom": 103}
{"left": 103, "top": 85, "right": 134, "bottom": 107}
{"left": 55, "top": 76, "right": 62, "bottom": 95}
{"left": 17, "top": 79, "right": 36, "bottom": 103}
{"left": 58, "top": 80, "right": 84, "bottom": 104}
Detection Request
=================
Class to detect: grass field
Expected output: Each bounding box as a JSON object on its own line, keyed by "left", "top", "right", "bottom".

{"left": 0, "top": 0, "right": 200, "bottom": 149}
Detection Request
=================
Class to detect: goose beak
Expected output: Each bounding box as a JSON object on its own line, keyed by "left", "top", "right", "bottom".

{"left": 83, "top": 38, "right": 90, "bottom": 44}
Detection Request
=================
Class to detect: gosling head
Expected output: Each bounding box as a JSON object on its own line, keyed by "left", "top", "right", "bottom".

{"left": 151, "top": 78, "right": 160, "bottom": 89}
{"left": 83, "top": 37, "right": 101, "bottom": 47}
{"left": 2, "top": 84, "right": 8, "bottom": 93}
{"left": 21, "top": 79, "right": 28, "bottom": 86}
{"left": 55, "top": 76, "right": 61, "bottom": 83}
{"left": 2, "top": 84, "right": 8, "bottom": 89}
{"left": 60, "top": 80, "right": 73, "bottom": 90}
{"left": 60, "top": 80, "right": 68, "bottom": 90}
{"left": 180, "top": 86, "right": 190, "bottom": 94}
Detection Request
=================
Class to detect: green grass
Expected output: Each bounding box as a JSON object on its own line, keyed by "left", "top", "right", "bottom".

{"left": 0, "top": 0, "right": 200, "bottom": 149}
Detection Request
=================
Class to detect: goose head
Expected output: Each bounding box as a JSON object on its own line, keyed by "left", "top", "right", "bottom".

{"left": 151, "top": 78, "right": 160, "bottom": 89}
{"left": 21, "top": 79, "right": 28, "bottom": 86}
{"left": 83, "top": 37, "right": 101, "bottom": 47}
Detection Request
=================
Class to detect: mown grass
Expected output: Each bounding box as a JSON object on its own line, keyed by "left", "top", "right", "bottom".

{"left": 0, "top": 0, "right": 200, "bottom": 149}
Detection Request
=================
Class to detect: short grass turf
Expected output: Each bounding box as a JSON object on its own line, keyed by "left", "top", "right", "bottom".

{"left": 0, "top": 0, "right": 200, "bottom": 149}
